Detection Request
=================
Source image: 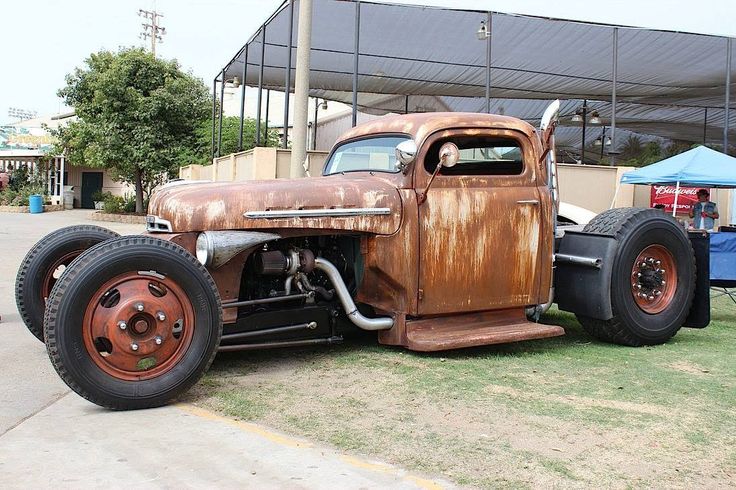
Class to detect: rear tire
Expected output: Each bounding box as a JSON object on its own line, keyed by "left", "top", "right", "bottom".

{"left": 44, "top": 236, "right": 223, "bottom": 410}
{"left": 15, "top": 225, "right": 119, "bottom": 342}
{"left": 576, "top": 208, "right": 696, "bottom": 346}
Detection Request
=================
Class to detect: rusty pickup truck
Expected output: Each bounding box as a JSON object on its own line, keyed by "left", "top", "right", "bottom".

{"left": 17, "top": 101, "right": 709, "bottom": 409}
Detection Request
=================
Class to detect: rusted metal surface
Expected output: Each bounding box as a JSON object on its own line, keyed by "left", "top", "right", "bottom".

{"left": 82, "top": 271, "right": 195, "bottom": 380}
{"left": 403, "top": 309, "right": 564, "bottom": 351}
{"left": 413, "top": 128, "right": 549, "bottom": 315}
{"left": 631, "top": 245, "right": 676, "bottom": 314}
{"left": 356, "top": 189, "right": 420, "bottom": 316}
{"left": 42, "top": 250, "right": 80, "bottom": 303}
{"left": 148, "top": 174, "right": 402, "bottom": 235}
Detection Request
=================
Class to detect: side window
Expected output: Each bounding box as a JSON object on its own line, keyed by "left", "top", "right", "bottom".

{"left": 424, "top": 136, "right": 524, "bottom": 176}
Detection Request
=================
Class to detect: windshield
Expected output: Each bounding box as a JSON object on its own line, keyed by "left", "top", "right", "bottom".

{"left": 324, "top": 136, "right": 409, "bottom": 175}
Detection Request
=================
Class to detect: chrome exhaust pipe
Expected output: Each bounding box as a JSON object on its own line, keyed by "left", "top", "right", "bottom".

{"left": 314, "top": 257, "right": 393, "bottom": 331}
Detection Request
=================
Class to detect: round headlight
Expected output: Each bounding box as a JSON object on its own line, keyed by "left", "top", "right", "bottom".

{"left": 195, "top": 233, "right": 212, "bottom": 267}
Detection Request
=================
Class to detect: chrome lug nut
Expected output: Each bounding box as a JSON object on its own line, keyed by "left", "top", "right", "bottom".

{"left": 648, "top": 295, "right": 655, "bottom": 301}
{"left": 655, "top": 290, "right": 662, "bottom": 296}
{"left": 135, "top": 303, "right": 145, "bottom": 312}
{"left": 637, "top": 272, "right": 642, "bottom": 277}
{"left": 131, "top": 342, "right": 139, "bottom": 351}
{"left": 118, "top": 320, "right": 127, "bottom": 331}
{"left": 157, "top": 311, "right": 166, "bottom": 321}
{"left": 154, "top": 336, "right": 163, "bottom": 345}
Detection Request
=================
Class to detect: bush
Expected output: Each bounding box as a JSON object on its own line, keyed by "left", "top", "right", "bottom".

{"left": 102, "top": 195, "right": 126, "bottom": 213}
{"left": 0, "top": 183, "right": 47, "bottom": 207}
{"left": 91, "top": 190, "right": 111, "bottom": 202}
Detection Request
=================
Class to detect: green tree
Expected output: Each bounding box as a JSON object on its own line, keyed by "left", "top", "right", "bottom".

{"left": 177, "top": 116, "right": 281, "bottom": 166}
{"left": 53, "top": 48, "right": 211, "bottom": 212}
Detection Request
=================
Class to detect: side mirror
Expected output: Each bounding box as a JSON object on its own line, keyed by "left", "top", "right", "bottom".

{"left": 395, "top": 140, "right": 417, "bottom": 173}
{"left": 418, "top": 142, "right": 460, "bottom": 205}
{"left": 438, "top": 142, "right": 459, "bottom": 168}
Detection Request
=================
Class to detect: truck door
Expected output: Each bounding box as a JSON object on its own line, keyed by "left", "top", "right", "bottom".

{"left": 416, "top": 130, "right": 544, "bottom": 315}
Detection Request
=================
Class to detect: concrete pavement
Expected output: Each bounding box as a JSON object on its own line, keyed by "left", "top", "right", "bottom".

{"left": 0, "top": 210, "right": 451, "bottom": 489}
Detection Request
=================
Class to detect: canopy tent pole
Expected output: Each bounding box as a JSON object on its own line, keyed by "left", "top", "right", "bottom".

{"left": 217, "top": 68, "right": 225, "bottom": 157}
{"left": 237, "top": 47, "right": 248, "bottom": 151}
{"left": 211, "top": 77, "right": 217, "bottom": 159}
{"left": 724, "top": 37, "right": 732, "bottom": 154}
{"left": 672, "top": 180, "right": 680, "bottom": 218}
{"left": 290, "top": 0, "right": 313, "bottom": 176}
{"left": 351, "top": 1, "right": 361, "bottom": 127}
{"left": 609, "top": 181, "right": 621, "bottom": 209}
{"left": 255, "top": 25, "right": 266, "bottom": 147}
{"left": 405, "top": 95, "right": 409, "bottom": 114}
{"left": 484, "top": 11, "right": 492, "bottom": 114}
{"left": 610, "top": 27, "right": 618, "bottom": 166}
{"left": 282, "top": 0, "right": 295, "bottom": 149}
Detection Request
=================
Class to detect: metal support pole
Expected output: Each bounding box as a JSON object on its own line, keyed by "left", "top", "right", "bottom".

{"left": 282, "top": 0, "right": 295, "bottom": 149}
{"left": 211, "top": 77, "right": 217, "bottom": 159}
{"left": 290, "top": 0, "right": 313, "bottom": 177}
{"left": 217, "top": 69, "right": 225, "bottom": 157}
{"left": 238, "top": 48, "right": 248, "bottom": 151}
{"left": 405, "top": 95, "right": 409, "bottom": 114}
{"left": 704, "top": 108, "right": 708, "bottom": 145}
{"left": 610, "top": 27, "right": 618, "bottom": 165}
{"left": 724, "top": 37, "right": 732, "bottom": 154}
{"left": 485, "top": 11, "right": 492, "bottom": 114}
{"left": 581, "top": 100, "right": 587, "bottom": 164}
{"left": 351, "top": 1, "right": 361, "bottom": 127}
{"left": 600, "top": 126, "right": 606, "bottom": 160}
{"left": 255, "top": 26, "right": 266, "bottom": 147}
{"left": 264, "top": 89, "right": 271, "bottom": 144}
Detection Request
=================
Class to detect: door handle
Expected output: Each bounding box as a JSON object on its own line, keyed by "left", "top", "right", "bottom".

{"left": 516, "top": 199, "right": 539, "bottom": 205}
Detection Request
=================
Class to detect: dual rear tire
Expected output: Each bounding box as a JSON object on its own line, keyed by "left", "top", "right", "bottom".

{"left": 575, "top": 208, "right": 696, "bottom": 346}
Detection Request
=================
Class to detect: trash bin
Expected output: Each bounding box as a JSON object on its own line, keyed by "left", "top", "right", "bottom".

{"left": 63, "top": 186, "right": 75, "bottom": 210}
{"left": 29, "top": 194, "right": 44, "bottom": 214}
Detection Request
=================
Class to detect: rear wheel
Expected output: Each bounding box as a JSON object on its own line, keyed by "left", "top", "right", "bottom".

{"left": 15, "top": 225, "right": 119, "bottom": 342}
{"left": 576, "top": 208, "right": 696, "bottom": 346}
{"left": 45, "top": 236, "right": 222, "bottom": 410}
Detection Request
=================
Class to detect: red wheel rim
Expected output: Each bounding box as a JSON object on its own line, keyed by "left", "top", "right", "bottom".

{"left": 630, "top": 245, "right": 677, "bottom": 314}
{"left": 42, "top": 250, "right": 82, "bottom": 303}
{"left": 82, "top": 271, "right": 195, "bottom": 380}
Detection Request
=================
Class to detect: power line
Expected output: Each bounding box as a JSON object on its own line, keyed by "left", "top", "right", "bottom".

{"left": 138, "top": 8, "right": 166, "bottom": 57}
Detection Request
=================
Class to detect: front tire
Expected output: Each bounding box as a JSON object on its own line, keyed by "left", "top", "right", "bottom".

{"left": 576, "top": 208, "right": 696, "bottom": 346}
{"left": 15, "top": 225, "right": 119, "bottom": 342}
{"left": 44, "top": 236, "right": 222, "bottom": 410}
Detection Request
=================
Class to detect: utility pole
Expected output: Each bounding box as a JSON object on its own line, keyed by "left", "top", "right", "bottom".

{"left": 139, "top": 8, "right": 166, "bottom": 57}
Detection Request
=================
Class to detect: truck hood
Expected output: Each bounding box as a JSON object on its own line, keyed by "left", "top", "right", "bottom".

{"left": 148, "top": 175, "right": 403, "bottom": 235}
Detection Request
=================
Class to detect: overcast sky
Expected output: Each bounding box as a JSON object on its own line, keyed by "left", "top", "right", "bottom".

{"left": 2, "top": 0, "right": 734, "bottom": 125}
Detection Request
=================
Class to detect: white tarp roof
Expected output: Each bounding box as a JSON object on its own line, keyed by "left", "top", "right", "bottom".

{"left": 221, "top": 0, "right": 735, "bottom": 146}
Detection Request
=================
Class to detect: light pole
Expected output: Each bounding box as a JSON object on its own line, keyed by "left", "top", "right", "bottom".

{"left": 571, "top": 100, "right": 601, "bottom": 163}
{"left": 477, "top": 14, "right": 492, "bottom": 113}
{"left": 594, "top": 126, "right": 612, "bottom": 162}
{"left": 312, "top": 99, "right": 328, "bottom": 150}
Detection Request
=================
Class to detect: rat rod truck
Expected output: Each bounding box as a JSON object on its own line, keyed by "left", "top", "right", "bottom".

{"left": 16, "top": 101, "right": 710, "bottom": 410}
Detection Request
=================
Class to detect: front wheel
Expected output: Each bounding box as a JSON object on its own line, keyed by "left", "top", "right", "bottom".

{"left": 576, "top": 208, "right": 696, "bottom": 346}
{"left": 44, "top": 236, "right": 222, "bottom": 410}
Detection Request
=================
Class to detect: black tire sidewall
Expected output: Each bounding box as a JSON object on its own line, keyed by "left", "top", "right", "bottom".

{"left": 16, "top": 226, "right": 118, "bottom": 342}
{"left": 610, "top": 218, "right": 694, "bottom": 342}
{"left": 47, "top": 237, "right": 221, "bottom": 409}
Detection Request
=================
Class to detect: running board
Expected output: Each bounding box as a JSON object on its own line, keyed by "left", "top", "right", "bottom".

{"left": 405, "top": 309, "right": 565, "bottom": 352}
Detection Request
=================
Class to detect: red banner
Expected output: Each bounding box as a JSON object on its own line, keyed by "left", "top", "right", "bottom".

{"left": 650, "top": 185, "right": 705, "bottom": 214}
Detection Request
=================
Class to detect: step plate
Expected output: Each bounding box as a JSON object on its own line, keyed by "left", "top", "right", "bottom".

{"left": 405, "top": 309, "right": 565, "bottom": 352}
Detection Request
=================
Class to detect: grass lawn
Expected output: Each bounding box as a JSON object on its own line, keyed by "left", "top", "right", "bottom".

{"left": 187, "top": 296, "right": 736, "bottom": 489}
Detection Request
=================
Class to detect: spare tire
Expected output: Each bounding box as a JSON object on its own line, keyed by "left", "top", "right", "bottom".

{"left": 576, "top": 208, "right": 696, "bottom": 346}
{"left": 15, "top": 225, "right": 120, "bottom": 342}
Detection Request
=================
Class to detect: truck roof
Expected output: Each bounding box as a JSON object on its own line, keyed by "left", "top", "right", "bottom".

{"left": 335, "top": 112, "right": 539, "bottom": 147}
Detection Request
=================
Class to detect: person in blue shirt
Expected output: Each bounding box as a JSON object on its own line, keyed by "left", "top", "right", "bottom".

{"left": 689, "top": 188, "right": 719, "bottom": 231}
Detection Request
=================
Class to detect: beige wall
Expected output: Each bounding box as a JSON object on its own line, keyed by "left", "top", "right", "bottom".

{"left": 180, "top": 148, "right": 329, "bottom": 182}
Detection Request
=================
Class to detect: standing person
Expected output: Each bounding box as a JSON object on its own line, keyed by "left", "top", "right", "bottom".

{"left": 689, "top": 189, "right": 719, "bottom": 231}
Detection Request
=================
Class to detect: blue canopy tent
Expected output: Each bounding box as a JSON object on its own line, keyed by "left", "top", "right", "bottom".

{"left": 619, "top": 145, "right": 736, "bottom": 217}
